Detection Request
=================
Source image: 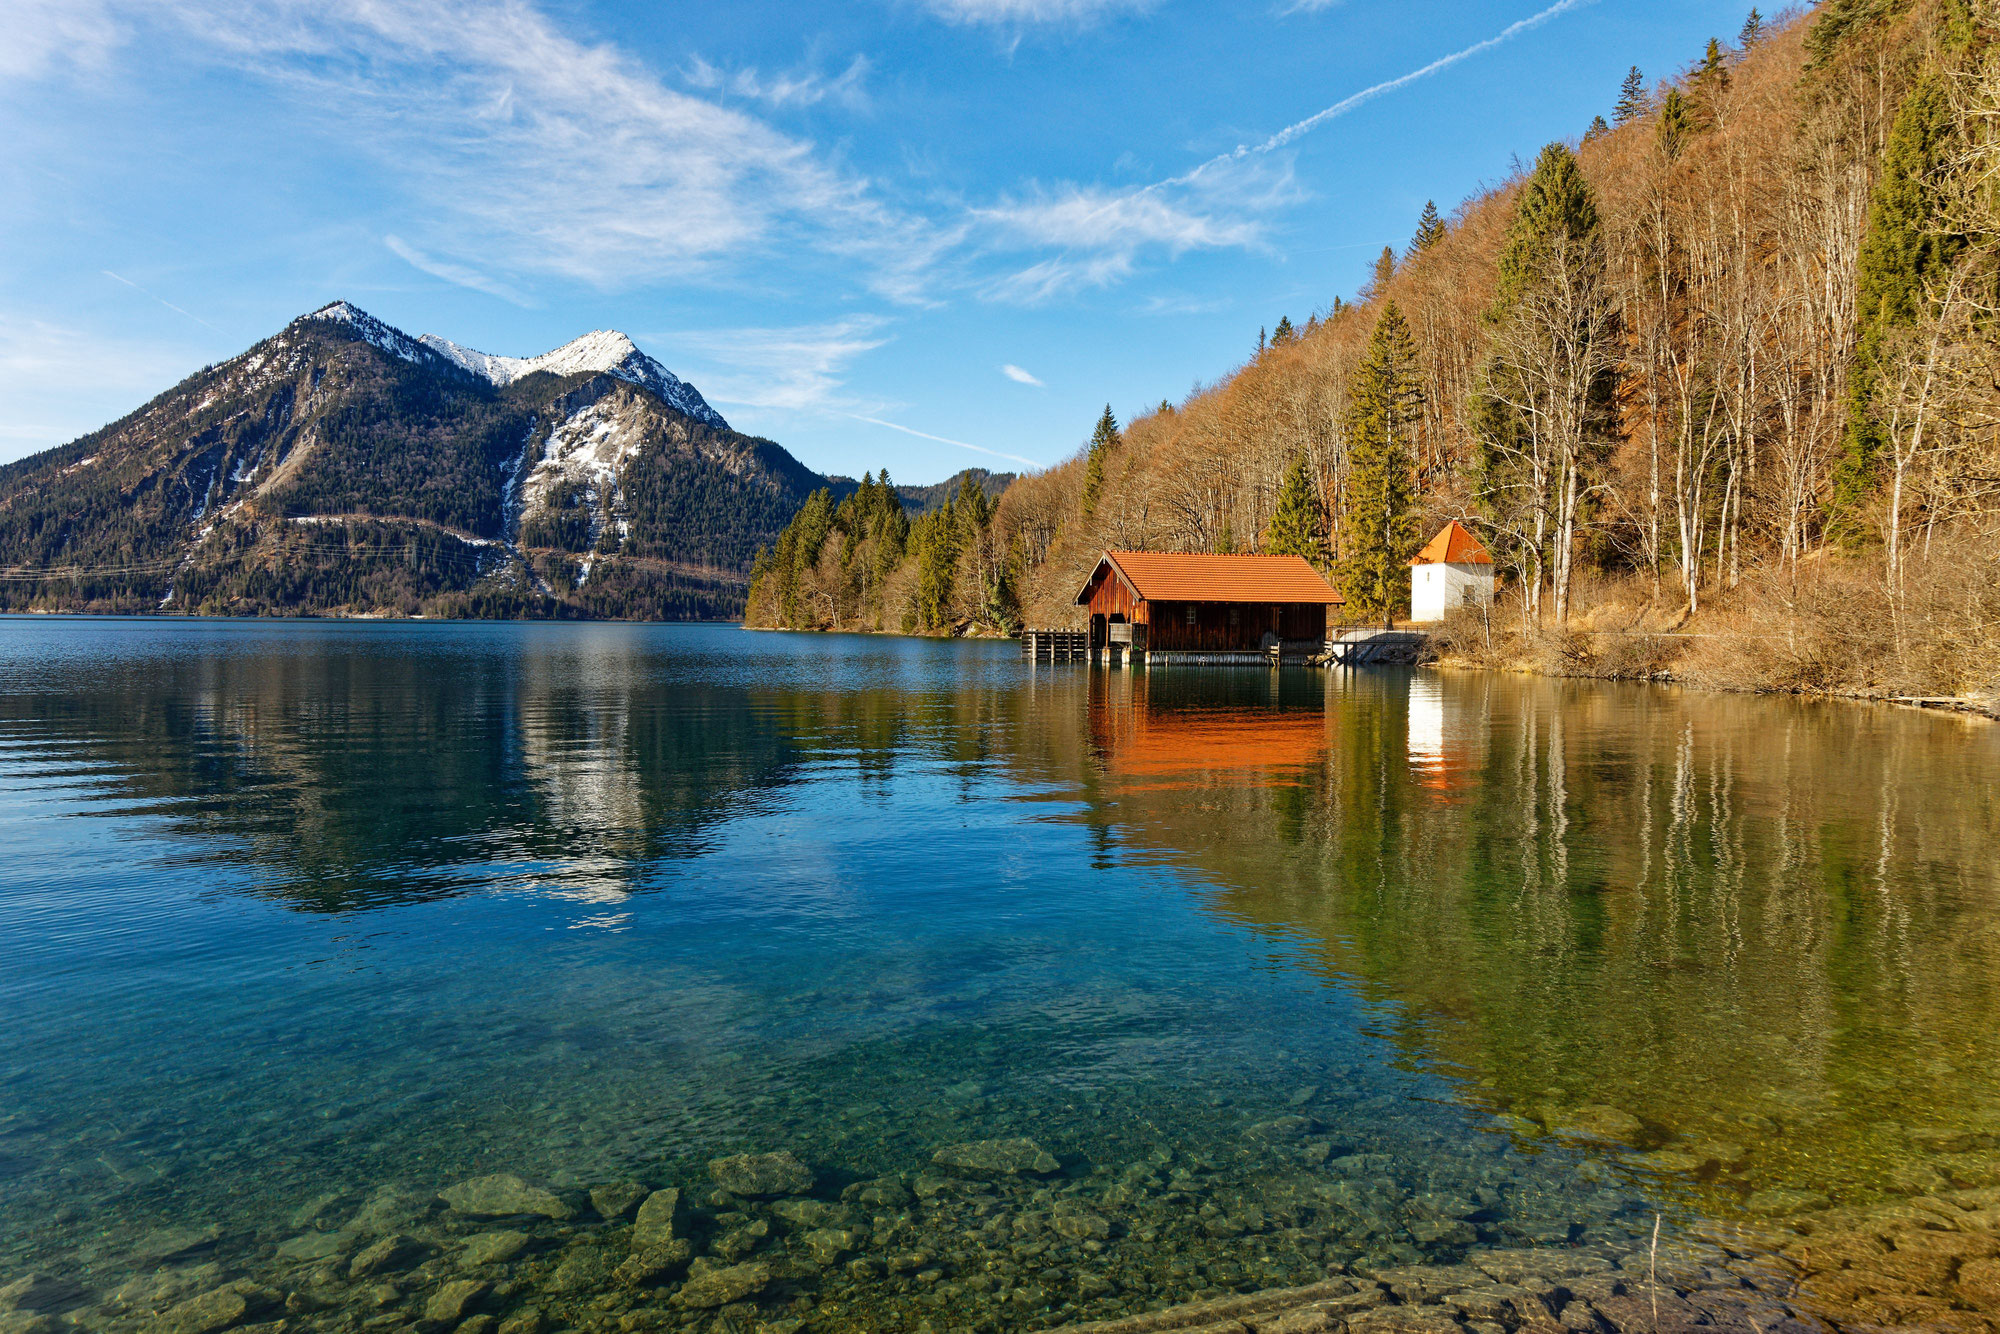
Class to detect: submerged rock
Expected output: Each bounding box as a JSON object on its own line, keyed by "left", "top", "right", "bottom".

{"left": 131, "top": 1226, "right": 221, "bottom": 1264}
{"left": 1540, "top": 1104, "right": 1647, "bottom": 1144}
{"left": 273, "top": 1232, "right": 350, "bottom": 1265}
{"left": 708, "top": 1152, "right": 814, "bottom": 1197}
{"left": 1746, "top": 1188, "right": 1833, "bottom": 1216}
{"left": 458, "top": 1231, "right": 531, "bottom": 1268}
{"left": 348, "top": 1234, "right": 424, "bottom": 1279}
{"left": 931, "top": 1138, "right": 1060, "bottom": 1178}
{"left": 423, "top": 1278, "right": 488, "bottom": 1323}
{"left": 149, "top": 1283, "right": 277, "bottom": 1334}
{"left": 0, "top": 1276, "right": 81, "bottom": 1315}
{"left": 673, "top": 1260, "right": 771, "bottom": 1308}
{"left": 614, "top": 1239, "right": 692, "bottom": 1288}
{"left": 631, "top": 1188, "right": 683, "bottom": 1247}
{"left": 589, "top": 1181, "right": 649, "bottom": 1221}
{"left": 439, "top": 1174, "right": 575, "bottom": 1221}
{"left": 612, "top": 1240, "right": 692, "bottom": 1288}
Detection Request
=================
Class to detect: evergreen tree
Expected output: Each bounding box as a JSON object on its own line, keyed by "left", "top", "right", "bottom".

{"left": 1694, "top": 38, "right": 1731, "bottom": 114}
{"left": 1263, "top": 456, "right": 1327, "bottom": 562}
{"left": 1370, "top": 245, "right": 1396, "bottom": 296}
{"left": 1739, "top": 8, "right": 1764, "bottom": 49}
{"left": 1658, "top": 88, "right": 1694, "bottom": 160}
{"left": 1271, "top": 315, "right": 1296, "bottom": 346}
{"left": 1490, "top": 143, "right": 1600, "bottom": 318}
{"left": 1615, "top": 66, "right": 1650, "bottom": 124}
{"left": 1215, "top": 519, "right": 1236, "bottom": 554}
{"left": 1257, "top": 326, "right": 1267, "bottom": 356}
{"left": 1833, "top": 67, "right": 1966, "bottom": 531}
{"left": 1082, "top": 405, "right": 1119, "bottom": 518}
{"left": 1411, "top": 200, "right": 1448, "bottom": 255}
{"left": 910, "top": 500, "right": 960, "bottom": 633}
{"left": 1584, "top": 115, "right": 1611, "bottom": 143}
{"left": 1341, "top": 303, "right": 1424, "bottom": 619}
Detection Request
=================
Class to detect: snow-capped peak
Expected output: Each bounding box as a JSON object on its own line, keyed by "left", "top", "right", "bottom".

{"left": 300, "top": 301, "right": 430, "bottom": 365}
{"left": 418, "top": 329, "right": 729, "bottom": 431}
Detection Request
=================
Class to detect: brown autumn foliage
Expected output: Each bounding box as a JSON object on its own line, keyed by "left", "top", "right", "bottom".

{"left": 983, "top": 1, "right": 2000, "bottom": 703}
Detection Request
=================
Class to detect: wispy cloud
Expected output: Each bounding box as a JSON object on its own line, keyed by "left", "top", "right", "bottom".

{"left": 1001, "top": 363, "right": 1043, "bottom": 386}
{"left": 916, "top": 0, "right": 1152, "bottom": 26}
{"left": 673, "top": 317, "right": 894, "bottom": 414}
{"left": 385, "top": 235, "right": 536, "bottom": 307}
{"left": 683, "top": 53, "right": 871, "bottom": 110}
{"left": 966, "top": 0, "right": 1592, "bottom": 303}
{"left": 845, "top": 414, "right": 1042, "bottom": 469}
{"left": 0, "top": 315, "right": 197, "bottom": 458}
{"left": 147, "top": 0, "right": 935, "bottom": 299}
{"left": 1175, "top": 0, "right": 1597, "bottom": 184}
{"left": 2, "top": 0, "right": 122, "bottom": 78}
{"left": 101, "top": 270, "right": 224, "bottom": 333}
{"left": 975, "top": 158, "right": 1291, "bottom": 304}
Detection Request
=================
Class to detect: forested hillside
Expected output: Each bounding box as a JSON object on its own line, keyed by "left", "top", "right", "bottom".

{"left": 0, "top": 304, "right": 830, "bottom": 620}
{"left": 753, "top": 0, "right": 2000, "bottom": 702}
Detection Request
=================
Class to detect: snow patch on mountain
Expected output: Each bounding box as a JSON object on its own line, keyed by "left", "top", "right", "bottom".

{"left": 518, "top": 396, "right": 652, "bottom": 550}
{"left": 419, "top": 330, "right": 730, "bottom": 431}
{"left": 303, "top": 301, "right": 433, "bottom": 365}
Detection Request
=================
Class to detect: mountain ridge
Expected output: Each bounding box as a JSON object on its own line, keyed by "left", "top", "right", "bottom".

{"left": 0, "top": 302, "right": 881, "bottom": 621}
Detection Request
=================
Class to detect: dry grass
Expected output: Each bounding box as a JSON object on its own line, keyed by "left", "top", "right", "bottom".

{"left": 1432, "top": 539, "right": 2000, "bottom": 708}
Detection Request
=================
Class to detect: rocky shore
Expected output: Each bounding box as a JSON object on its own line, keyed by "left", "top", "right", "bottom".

{"left": 5, "top": 1128, "right": 1999, "bottom": 1334}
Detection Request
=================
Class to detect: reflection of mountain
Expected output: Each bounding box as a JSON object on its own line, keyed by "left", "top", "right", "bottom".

{"left": 0, "top": 636, "right": 817, "bottom": 911}
{"left": 1053, "top": 670, "right": 2000, "bottom": 1216}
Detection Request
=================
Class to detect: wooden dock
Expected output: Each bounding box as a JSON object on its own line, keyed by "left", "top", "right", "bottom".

{"left": 1021, "top": 628, "right": 1089, "bottom": 662}
{"left": 1325, "top": 628, "right": 1426, "bottom": 665}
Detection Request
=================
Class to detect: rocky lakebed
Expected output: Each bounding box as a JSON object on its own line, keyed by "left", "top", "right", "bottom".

{"left": 6, "top": 1116, "right": 2000, "bottom": 1334}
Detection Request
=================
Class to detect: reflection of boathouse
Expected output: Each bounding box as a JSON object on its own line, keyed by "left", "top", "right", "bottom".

{"left": 1074, "top": 551, "right": 1345, "bottom": 665}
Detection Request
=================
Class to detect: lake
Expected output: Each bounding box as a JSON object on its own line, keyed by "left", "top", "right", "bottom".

{"left": 2, "top": 618, "right": 1997, "bottom": 1334}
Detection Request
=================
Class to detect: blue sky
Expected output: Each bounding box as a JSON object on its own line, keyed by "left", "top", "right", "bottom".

{"left": 3, "top": 0, "right": 1756, "bottom": 484}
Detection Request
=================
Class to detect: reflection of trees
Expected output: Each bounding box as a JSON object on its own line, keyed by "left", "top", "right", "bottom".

{"left": 1048, "top": 671, "right": 2000, "bottom": 1208}
{"left": 0, "top": 640, "right": 1016, "bottom": 913}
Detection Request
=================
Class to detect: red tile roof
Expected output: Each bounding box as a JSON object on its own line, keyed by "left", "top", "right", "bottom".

{"left": 1410, "top": 520, "right": 1492, "bottom": 566}
{"left": 1076, "top": 551, "right": 1344, "bottom": 605}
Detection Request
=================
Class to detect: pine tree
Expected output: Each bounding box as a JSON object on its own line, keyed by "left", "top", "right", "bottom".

{"left": 1215, "top": 519, "right": 1236, "bottom": 554}
{"left": 1584, "top": 115, "right": 1611, "bottom": 142}
{"left": 1271, "top": 315, "right": 1296, "bottom": 346}
{"left": 1658, "top": 87, "right": 1694, "bottom": 160}
{"left": 1341, "top": 303, "right": 1424, "bottom": 619}
{"left": 1833, "top": 67, "right": 1966, "bottom": 532}
{"left": 1263, "top": 456, "right": 1327, "bottom": 562}
{"left": 1739, "top": 8, "right": 1763, "bottom": 48}
{"left": 1411, "top": 200, "right": 1447, "bottom": 255}
{"left": 1082, "top": 405, "right": 1119, "bottom": 518}
{"left": 1694, "top": 38, "right": 1731, "bottom": 115}
{"left": 1369, "top": 245, "right": 1396, "bottom": 297}
{"left": 1490, "top": 143, "right": 1600, "bottom": 318}
{"left": 1615, "top": 66, "right": 1650, "bottom": 124}
{"left": 1257, "top": 327, "right": 1267, "bottom": 356}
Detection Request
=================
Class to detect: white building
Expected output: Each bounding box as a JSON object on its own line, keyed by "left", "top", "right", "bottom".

{"left": 1409, "top": 520, "right": 1495, "bottom": 622}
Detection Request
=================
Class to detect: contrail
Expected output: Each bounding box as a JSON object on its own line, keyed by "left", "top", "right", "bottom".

{"left": 1163, "top": 0, "right": 1597, "bottom": 190}
{"left": 846, "top": 414, "right": 1044, "bottom": 470}
{"left": 102, "top": 271, "right": 224, "bottom": 334}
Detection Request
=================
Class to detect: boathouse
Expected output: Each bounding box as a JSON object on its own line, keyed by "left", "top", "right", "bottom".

{"left": 1074, "top": 551, "right": 1344, "bottom": 664}
{"left": 1409, "top": 521, "right": 1494, "bottom": 622}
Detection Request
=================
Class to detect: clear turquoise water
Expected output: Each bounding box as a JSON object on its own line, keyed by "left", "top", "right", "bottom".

{"left": 2, "top": 619, "right": 1997, "bottom": 1332}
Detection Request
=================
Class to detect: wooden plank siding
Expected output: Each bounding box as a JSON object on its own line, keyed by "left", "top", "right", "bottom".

{"left": 1141, "top": 601, "right": 1327, "bottom": 652}
{"left": 1075, "top": 552, "right": 1341, "bottom": 656}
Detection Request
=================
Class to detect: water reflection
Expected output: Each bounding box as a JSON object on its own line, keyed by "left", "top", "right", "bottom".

{"left": 4, "top": 622, "right": 2000, "bottom": 1332}
{"left": 1076, "top": 667, "right": 2000, "bottom": 1215}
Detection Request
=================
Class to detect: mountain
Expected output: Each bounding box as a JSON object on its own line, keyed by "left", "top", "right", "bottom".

{"left": 895, "top": 468, "right": 1016, "bottom": 515}
{"left": 416, "top": 326, "right": 729, "bottom": 430}
{"left": 0, "top": 303, "right": 831, "bottom": 619}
